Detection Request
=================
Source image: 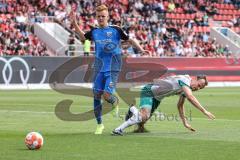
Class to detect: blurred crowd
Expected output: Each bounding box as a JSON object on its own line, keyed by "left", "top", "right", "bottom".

{"left": 0, "top": 0, "right": 239, "bottom": 57}
{"left": 0, "top": 0, "right": 50, "bottom": 56}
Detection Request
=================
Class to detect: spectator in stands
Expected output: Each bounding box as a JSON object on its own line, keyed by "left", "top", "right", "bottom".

{"left": 0, "top": 0, "right": 237, "bottom": 58}
{"left": 134, "top": 0, "right": 144, "bottom": 12}
{"left": 184, "top": 43, "right": 193, "bottom": 57}
{"left": 237, "top": 17, "right": 240, "bottom": 27}
{"left": 216, "top": 44, "right": 225, "bottom": 57}
{"left": 228, "top": 15, "right": 238, "bottom": 27}
{"left": 184, "top": 1, "right": 197, "bottom": 14}
{"left": 185, "top": 20, "right": 195, "bottom": 29}
{"left": 202, "top": 13, "right": 209, "bottom": 26}
{"left": 66, "top": 33, "right": 75, "bottom": 56}
{"left": 0, "top": 0, "right": 51, "bottom": 56}
{"left": 153, "top": 0, "right": 165, "bottom": 14}
{"left": 202, "top": 32, "right": 209, "bottom": 43}
{"left": 174, "top": 42, "right": 184, "bottom": 56}
{"left": 83, "top": 39, "right": 91, "bottom": 56}
{"left": 156, "top": 44, "right": 164, "bottom": 57}
{"left": 168, "top": 0, "right": 176, "bottom": 12}
{"left": 224, "top": 0, "right": 232, "bottom": 4}
{"left": 198, "top": 0, "right": 206, "bottom": 11}
{"left": 194, "top": 12, "right": 203, "bottom": 26}
{"left": 223, "top": 45, "right": 231, "bottom": 57}
{"left": 206, "top": 3, "right": 218, "bottom": 16}
{"left": 46, "top": 4, "right": 55, "bottom": 16}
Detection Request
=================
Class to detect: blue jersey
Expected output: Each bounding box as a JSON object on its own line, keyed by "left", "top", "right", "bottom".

{"left": 85, "top": 25, "right": 129, "bottom": 72}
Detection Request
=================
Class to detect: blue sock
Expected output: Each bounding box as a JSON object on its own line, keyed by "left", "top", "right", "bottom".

{"left": 94, "top": 98, "right": 102, "bottom": 124}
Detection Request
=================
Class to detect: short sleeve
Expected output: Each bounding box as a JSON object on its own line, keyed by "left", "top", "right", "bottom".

{"left": 119, "top": 28, "right": 129, "bottom": 40}
{"left": 178, "top": 75, "right": 191, "bottom": 88}
{"left": 112, "top": 25, "right": 129, "bottom": 40}
{"left": 84, "top": 30, "right": 93, "bottom": 40}
{"left": 178, "top": 80, "right": 190, "bottom": 88}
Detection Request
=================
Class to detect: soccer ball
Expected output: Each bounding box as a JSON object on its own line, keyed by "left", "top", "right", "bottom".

{"left": 25, "top": 132, "right": 44, "bottom": 150}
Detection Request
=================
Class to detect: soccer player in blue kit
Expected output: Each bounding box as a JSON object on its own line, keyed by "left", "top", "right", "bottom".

{"left": 71, "top": 5, "right": 149, "bottom": 134}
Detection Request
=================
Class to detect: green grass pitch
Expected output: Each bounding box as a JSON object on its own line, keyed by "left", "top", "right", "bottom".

{"left": 0, "top": 87, "right": 240, "bottom": 160}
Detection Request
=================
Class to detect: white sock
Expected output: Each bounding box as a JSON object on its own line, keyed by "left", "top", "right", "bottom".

{"left": 115, "top": 113, "right": 142, "bottom": 131}
{"left": 130, "top": 105, "right": 139, "bottom": 116}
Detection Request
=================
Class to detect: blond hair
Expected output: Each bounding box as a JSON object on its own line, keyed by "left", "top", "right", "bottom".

{"left": 96, "top": 4, "right": 108, "bottom": 13}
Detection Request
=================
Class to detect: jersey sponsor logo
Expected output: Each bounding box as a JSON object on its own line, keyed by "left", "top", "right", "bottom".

{"left": 106, "top": 32, "right": 112, "bottom": 38}
{"left": 103, "top": 42, "right": 117, "bottom": 52}
{"left": 109, "top": 81, "right": 114, "bottom": 88}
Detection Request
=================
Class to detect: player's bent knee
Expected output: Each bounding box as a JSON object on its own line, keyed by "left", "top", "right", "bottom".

{"left": 103, "top": 92, "right": 110, "bottom": 100}
{"left": 140, "top": 109, "right": 150, "bottom": 122}
{"left": 93, "top": 91, "right": 102, "bottom": 100}
{"left": 141, "top": 114, "right": 149, "bottom": 122}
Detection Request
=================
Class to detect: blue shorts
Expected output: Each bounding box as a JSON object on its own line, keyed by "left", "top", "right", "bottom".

{"left": 93, "top": 71, "right": 119, "bottom": 94}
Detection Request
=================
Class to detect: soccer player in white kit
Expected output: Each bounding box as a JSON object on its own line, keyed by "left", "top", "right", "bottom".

{"left": 112, "top": 75, "right": 215, "bottom": 135}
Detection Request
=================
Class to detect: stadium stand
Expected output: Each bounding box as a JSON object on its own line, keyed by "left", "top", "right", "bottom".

{"left": 0, "top": 0, "right": 52, "bottom": 56}
{"left": 0, "top": 0, "right": 239, "bottom": 57}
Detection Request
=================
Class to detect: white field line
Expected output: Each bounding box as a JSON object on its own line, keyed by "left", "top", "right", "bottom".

{"left": 0, "top": 110, "right": 54, "bottom": 114}
{"left": 0, "top": 103, "right": 93, "bottom": 108}
{"left": 0, "top": 109, "right": 240, "bottom": 122}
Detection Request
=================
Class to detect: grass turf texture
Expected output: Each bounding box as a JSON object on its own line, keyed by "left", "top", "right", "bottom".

{"left": 0, "top": 87, "right": 240, "bottom": 160}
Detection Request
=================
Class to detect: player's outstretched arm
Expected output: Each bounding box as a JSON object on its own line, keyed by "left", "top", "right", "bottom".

{"left": 177, "top": 95, "right": 196, "bottom": 132}
{"left": 182, "top": 86, "right": 215, "bottom": 120}
{"left": 70, "top": 11, "right": 86, "bottom": 42}
{"left": 128, "top": 38, "right": 150, "bottom": 55}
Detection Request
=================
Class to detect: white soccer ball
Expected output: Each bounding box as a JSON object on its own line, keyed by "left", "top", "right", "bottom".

{"left": 25, "top": 132, "right": 44, "bottom": 150}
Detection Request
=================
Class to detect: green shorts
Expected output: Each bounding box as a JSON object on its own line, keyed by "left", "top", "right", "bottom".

{"left": 139, "top": 84, "right": 161, "bottom": 114}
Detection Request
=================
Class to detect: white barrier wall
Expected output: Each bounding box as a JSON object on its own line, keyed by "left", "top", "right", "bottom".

{"left": 34, "top": 23, "right": 82, "bottom": 55}
{"left": 210, "top": 27, "right": 240, "bottom": 57}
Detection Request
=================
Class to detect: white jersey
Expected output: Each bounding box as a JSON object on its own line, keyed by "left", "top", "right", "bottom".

{"left": 151, "top": 75, "right": 191, "bottom": 101}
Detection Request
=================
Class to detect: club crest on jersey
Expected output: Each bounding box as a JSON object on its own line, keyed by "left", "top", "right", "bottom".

{"left": 106, "top": 32, "right": 112, "bottom": 38}
{"left": 109, "top": 81, "right": 114, "bottom": 88}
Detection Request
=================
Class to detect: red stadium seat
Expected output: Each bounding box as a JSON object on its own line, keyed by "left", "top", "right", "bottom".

{"left": 220, "top": 4, "right": 224, "bottom": 9}
{"left": 203, "top": 26, "right": 210, "bottom": 32}
{"left": 226, "top": 15, "right": 232, "bottom": 20}
{"left": 171, "top": 13, "right": 176, "bottom": 19}
{"left": 163, "top": 1, "right": 168, "bottom": 7}
{"left": 222, "top": 4, "right": 226, "bottom": 9}
{"left": 176, "top": 8, "right": 183, "bottom": 13}
{"left": 221, "top": 15, "right": 227, "bottom": 21}
{"left": 232, "top": 10, "right": 238, "bottom": 15}
{"left": 238, "top": 10, "right": 240, "bottom": 15}
{"left": 228, "top": 10, "right": 233, "bottom": 15}
{"left": 175, "top": 14, "right": 181, "bottom": 19}
{"left": 223, "top": 10, "right": 228, "bottom": 15}
{"left": 184, "top": 14, "right": 190, "bottom": 20}
{"left": 179, "top": 14, "right": 184, "bottom": 19}
{"left": 218, "top": 9, "right": 223, "bottom": 14}
{"left": 221, "top": 21, "right": 228, "bottom": 27}
{"left": 172, "top": 19, "right": 177, "bottom": 24}
{"left": 180, "top": 19, "right": 186, "bottom": 24}
{"left": 193, "top": 26, "right": 201, "bottom": 32}
{"left": 193, "top": 26, "right": 197, "bottom": 32}
{"left": 190, "top": 14, "right": 195, "bottom": 20}
{"left": 214, "top": 3, "right": 219, "bottom": 8}
{"left": 228, "top": 4, "right": 235, "bottom": 9}
{"left": 166, "top": 13, "right": 171, "bottom": 19}
{"left": 235, "top": 27, "right": 240, "bottom": 33}
{"left": 213, "top": 15, "right": 220, "bottom": 21}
